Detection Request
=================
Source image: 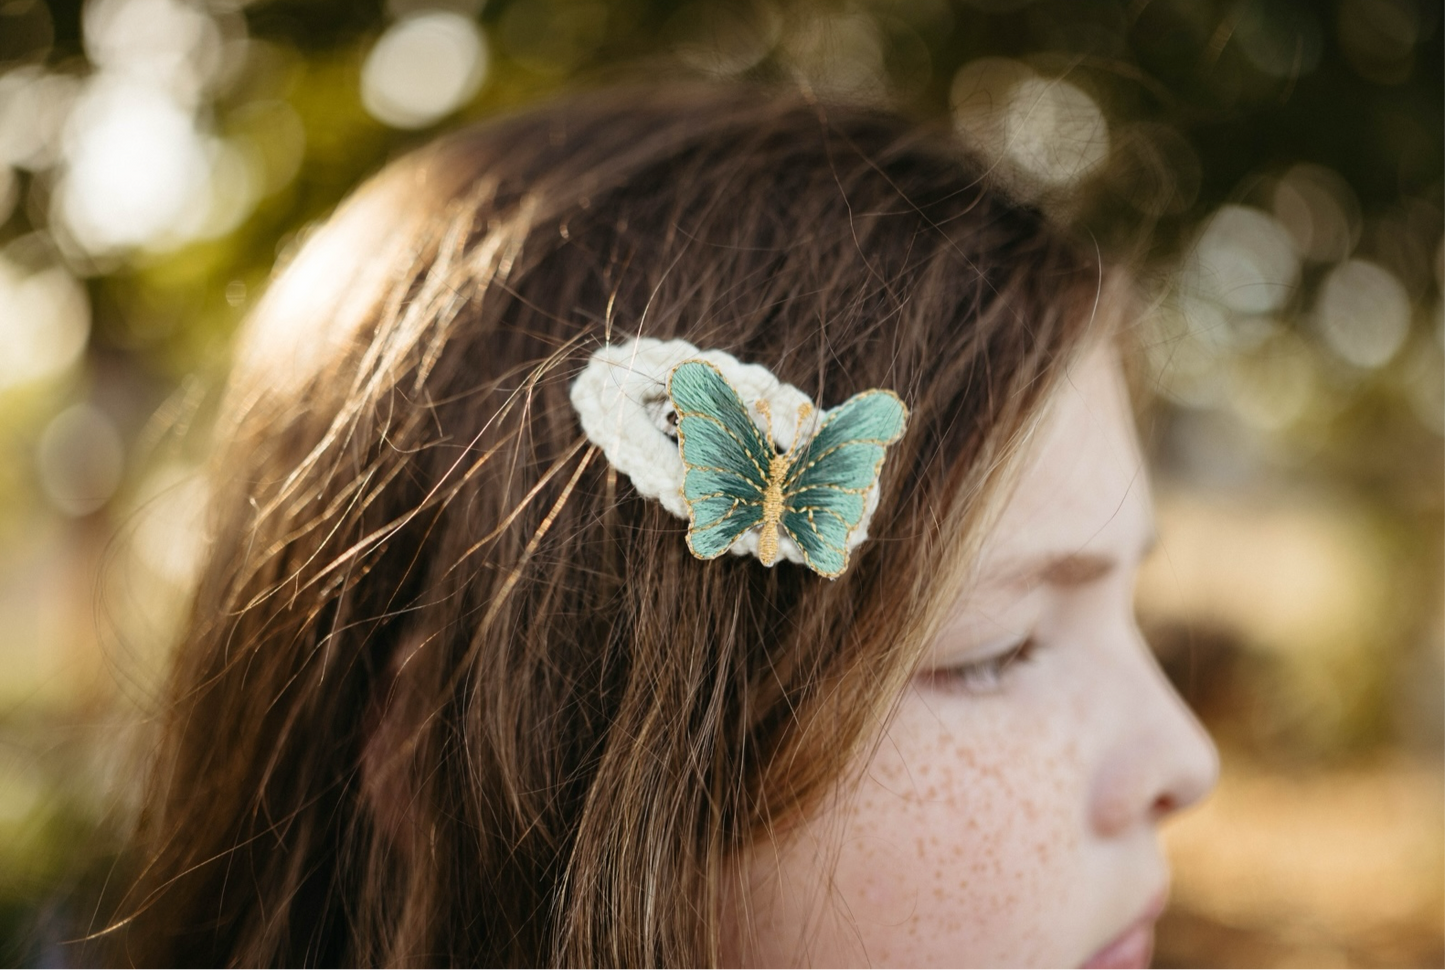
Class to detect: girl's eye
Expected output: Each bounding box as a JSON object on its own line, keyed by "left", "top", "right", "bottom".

{"left": 920, "top": 636, "right": 1039, "bottom": 696}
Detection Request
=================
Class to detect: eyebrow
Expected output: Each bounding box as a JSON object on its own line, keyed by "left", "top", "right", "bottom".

{"left": 999, "top": 551, "right": 1117, "bottom": 590}
{"left": 995, "top": 531, "right": 1158, "bottom": 592}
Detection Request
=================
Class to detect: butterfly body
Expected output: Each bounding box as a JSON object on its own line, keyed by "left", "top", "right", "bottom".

{"left": 750, "top": 397, "right": 812, "bottom": 566}
{"left": 668, "top": 359, "right": 907, "bottom": 578}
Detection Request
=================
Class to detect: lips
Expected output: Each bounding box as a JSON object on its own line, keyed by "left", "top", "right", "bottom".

{"left": 1080, "top": 890, "right": 1167, "bottom": 969}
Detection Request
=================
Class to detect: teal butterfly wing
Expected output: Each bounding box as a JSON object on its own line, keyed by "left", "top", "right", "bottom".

{"left": 781, "top": 390, "right": 908, "bottom": 577}
{"left": 668, "top": 360, "right": 772, "bottom": 559}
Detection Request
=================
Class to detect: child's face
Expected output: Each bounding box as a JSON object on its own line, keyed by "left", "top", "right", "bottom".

{"left": 727, "top": 346, "right": 1218, "bottom": 968}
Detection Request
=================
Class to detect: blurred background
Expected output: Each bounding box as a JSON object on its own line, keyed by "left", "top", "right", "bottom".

{"left": 0, "top": 0, "right": 1438, "bottom": 965}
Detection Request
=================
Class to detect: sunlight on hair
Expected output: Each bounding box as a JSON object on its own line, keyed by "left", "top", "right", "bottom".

{"left": 1314, "top": 259, "right": 1411, "bottom": 369}
{"left": 361, "top": 12, "right": 488, "bottom": 130}
{"left": 1185, "top": 205, "right": 1300, "bottom": 315}
{"left": 0, "top": 255, "right": 89, "bottom": 392}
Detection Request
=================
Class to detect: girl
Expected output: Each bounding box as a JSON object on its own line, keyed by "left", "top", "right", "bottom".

{"left": 102, "top": 84, "right": 1215, "bottom": 967}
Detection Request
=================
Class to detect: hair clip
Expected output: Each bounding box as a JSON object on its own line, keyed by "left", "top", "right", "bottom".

{"left": 570, "top": 338, "right": 907, "bottom": 578}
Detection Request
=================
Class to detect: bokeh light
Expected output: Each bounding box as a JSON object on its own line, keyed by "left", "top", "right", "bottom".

{"left": 53, "top": 76, "right": 211, "bottom": 253}
{"left": 361, "top": 11, "right": 488, "bottom": 130}
{"left": 1337, "top": 0, "right": 1429, "bottom": 84}
{"left": 950, "top": 56, "right": 1035, "bottom": 147}
{"left": 83, "top": 0, "right": 224, "bottom": 102}
{"left": 1186, "top": 204, "right": 1300, "bottom": 315}
{"left": 1001, "top": 75, "right": 1109, "bottom": 189}
{"left": 0, "top": 67, "right": 80, "bottom": 171}
{"left": 783, "top": 10, "right": 886, "bottom": 100}
{"left": 1232, "top": 0, "right": 1324, "bottom": 79}
{"left": 1315, "top": 258, "right": 1412, "bottom": 369}
{"left": 667, "top": 0, "right": 781, "bottom": 77}
{"left": 1229, "top": 331, "right": 1316, "bottom": 431}
{"left": 131, "top": 461, "right": 209, "bottom": 585}
{"left": 1272, "top": 164, "right": 1362, "bottom": 264}
{"left": 951, "top": 59, "right": 1109, "bottom": 193}
{"left": 1149, "top": 296, "right": 1228, "bottom": 409}
{"left": 36, "top": 403, "right": 124, "bottom": 517}
{"left": 0, "top": 250, "right": 88, "bottom": 391}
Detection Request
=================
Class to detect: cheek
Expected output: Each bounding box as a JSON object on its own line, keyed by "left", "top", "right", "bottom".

{"left": 749, "top": 689, "right": 1095, "bottom": 967}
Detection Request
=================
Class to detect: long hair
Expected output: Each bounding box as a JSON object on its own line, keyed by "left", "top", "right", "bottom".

{"left": 102, "top": 84, "right": 1112, "bottom": 966}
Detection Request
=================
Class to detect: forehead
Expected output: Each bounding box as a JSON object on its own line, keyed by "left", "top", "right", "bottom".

{"left": 979, "top": 345, "right": 1151, "bottom": 574}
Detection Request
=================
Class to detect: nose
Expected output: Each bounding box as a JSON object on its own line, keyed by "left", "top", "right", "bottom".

{"left": 1087, "top": 629, "right": 1220, "bottom": 837}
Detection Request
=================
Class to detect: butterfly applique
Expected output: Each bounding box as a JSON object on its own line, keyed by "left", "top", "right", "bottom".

{"left": 667, "top": 359, "right": 908, "bottom": 579}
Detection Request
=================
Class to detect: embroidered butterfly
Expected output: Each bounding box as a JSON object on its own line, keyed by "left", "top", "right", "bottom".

{"left": 667, "top": 359, "right": 908, "bottom": 579}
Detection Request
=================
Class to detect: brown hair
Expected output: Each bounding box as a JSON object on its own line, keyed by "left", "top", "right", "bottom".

{"left": 101, "top": 84, "right": 1109, "bottom": 966}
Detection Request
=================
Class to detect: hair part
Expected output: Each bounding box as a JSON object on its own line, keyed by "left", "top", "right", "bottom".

{"left": 99, "top": 84, "right": 1113, "bottom": 966}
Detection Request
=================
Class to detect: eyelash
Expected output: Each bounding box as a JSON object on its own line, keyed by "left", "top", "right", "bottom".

{"left": 924, "top": 636, "right": 1040, "bottom": 695}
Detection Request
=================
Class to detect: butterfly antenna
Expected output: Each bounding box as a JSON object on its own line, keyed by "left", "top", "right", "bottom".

{"left": 789, "top": 402, "right": 814, "bottom": 456}
{"left": 754, "top": 398, "right": 777, "bottom": 451}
